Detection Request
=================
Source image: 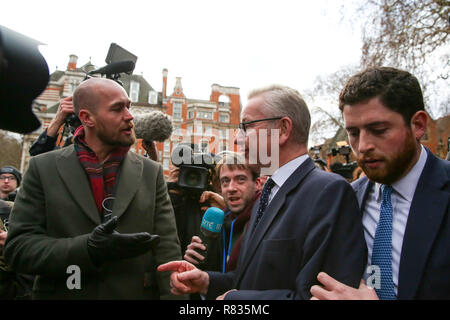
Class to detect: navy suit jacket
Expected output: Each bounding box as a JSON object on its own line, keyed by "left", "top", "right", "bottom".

{"left": 352, "top": 148, "right": 450, "bottom": 299}
{"left": 206, "top": 157, "right": 367, "bottom": 300}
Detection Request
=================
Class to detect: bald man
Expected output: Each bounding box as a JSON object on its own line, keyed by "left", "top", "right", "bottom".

{"left": 4, "top": 78, "right": 182, "bottom": 299}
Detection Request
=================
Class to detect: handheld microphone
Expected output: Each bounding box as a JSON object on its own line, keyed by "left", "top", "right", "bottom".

{"left": 88, "top": 60, "right": 135, "bottom": 76}
{"left": 134, "top": 111, "right": 173, "bottom": 143}
{"left": 198, "top": 207, "right": 225, "bottom": 267}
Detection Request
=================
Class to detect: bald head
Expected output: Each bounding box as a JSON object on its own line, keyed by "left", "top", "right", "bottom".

{"left": 73, "top": 78, "right": 126, "bottom": 115}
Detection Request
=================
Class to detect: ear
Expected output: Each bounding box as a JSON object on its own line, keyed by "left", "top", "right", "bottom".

{"left": 254, "top": 176, "right": 267, "bottom": 192}
{"left": 278, "top": 117, "right": 293, "bottom": 146}
{"left": 410, "top": 110, "right": 428, "bottom": 141}
{"left": 78, "top": 109, "right": 95, "bottom": 128}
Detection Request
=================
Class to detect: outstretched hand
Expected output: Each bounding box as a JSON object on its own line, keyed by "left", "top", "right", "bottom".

{"left": 158, "top": 260, "right": 209, "bottom": 296}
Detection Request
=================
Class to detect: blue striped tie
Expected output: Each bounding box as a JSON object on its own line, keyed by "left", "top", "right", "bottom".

{"left": 372, "top": 185, "right": 396, "bottom": 300}
{"left": 252, "top": 178, "right": 275, "bottom": 234}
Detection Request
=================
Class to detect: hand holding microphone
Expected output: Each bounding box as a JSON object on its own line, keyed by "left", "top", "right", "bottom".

{"left": 190, "top": 207, "right": 225, "bottom": 268}
{"left": 184, "top": 236, "right": 206, "bottom": 265}
{"left": 87, "top": 216, "right": 160, "bottom": 266}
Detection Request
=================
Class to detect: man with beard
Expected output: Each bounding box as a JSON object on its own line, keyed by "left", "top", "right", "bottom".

{"left": 4, "top": 78, "right": 182, "bottom": 299}
{"left": 310, "top": 67, "right": 450, "bottom": 300}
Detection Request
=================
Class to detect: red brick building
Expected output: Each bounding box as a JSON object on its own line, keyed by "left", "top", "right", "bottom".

{"left": 21, "top": 55, "right": 242, "bottom": 177}
{"left": 157, "top": 69, "right": 241, "bottom": 175}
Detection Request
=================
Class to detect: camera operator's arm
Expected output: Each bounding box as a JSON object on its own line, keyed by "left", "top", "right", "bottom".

{"left": 199, "top": 191, "right": 226, "bottom": 212}
{"left": 29, "top": 96, "right": 74, "bottom": 156}
{"left": 142, "top": 140, "right": 159, "bottom": 162}
{"left": 167, "top": 166, "right": 181, "bottom": 196}
{"left": 46, "top": 96, "right": 74, "bottom": 137}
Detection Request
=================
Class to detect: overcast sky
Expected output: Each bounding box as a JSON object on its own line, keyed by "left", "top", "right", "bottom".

{"left": 1, "top": 0, "right": 362, "bottom": 108}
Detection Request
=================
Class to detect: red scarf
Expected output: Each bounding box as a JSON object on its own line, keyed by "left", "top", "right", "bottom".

{"left": 73, "top": 126, "right": 129, "bottom": 215}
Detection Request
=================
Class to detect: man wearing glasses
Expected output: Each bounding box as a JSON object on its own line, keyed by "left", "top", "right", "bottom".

{"left": 0, "top": 166, "right": 21, "bottom": 202}
{"left": 159, "top": 85, "right": 366, "bottom": 300}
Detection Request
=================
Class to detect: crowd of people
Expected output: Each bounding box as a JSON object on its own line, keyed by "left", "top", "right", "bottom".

{"left": 0, "top": 66, "right": 449, "bottom": 300}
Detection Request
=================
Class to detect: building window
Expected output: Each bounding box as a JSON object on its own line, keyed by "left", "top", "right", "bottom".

{"left": 130, "top": 81, "right": 140, "bottom": 102}
{"left": 164, "top": 141, "right": 171, "bottom": 153}
{"left": 163, "top": 158, "right": 169, "bottom": 170}
{"left": 219, "top": 94, "right": 230, "bottom": 106}
{"left": 173, "top": 102, "right": 182, "bottom": 119}
{"left": 219, "top": 113, "right": 229, "bottom": 123}
{"left": 188, "top": 110, "right": 195, "bottom": 119}
{"left": 196, "top": 123, "right": 203, "bottom": 134}
{"left": 70, "top": 80, "right": 78, "bottom": 93}
{"left": 172, "top": 125, "right": 181, "bottom": 136}
{"left": 148, "top": 90, "right": 158, "bottom": 104}
{"left": 205, "top": 126, "right": 212, "bottom": 136}
{"left": 219, "top": 129, "right": 229, "bottom": 139}
{"left": 197, "top": 111, "right": 213, "bottom": 120}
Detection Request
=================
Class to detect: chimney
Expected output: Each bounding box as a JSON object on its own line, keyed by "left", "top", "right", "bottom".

{"left": 162, "top": 68, "right": 168, "bottom": 98}
{"left": 67, "top": 54, "right": 78, "bottom": 71}
{"left": 174, "top": 77, "right": 183, "bottom": 92}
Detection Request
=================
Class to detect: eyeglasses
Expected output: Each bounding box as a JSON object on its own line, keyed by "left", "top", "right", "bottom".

{"left": 0, "top": 176, "right": 16, "bottom": 181}
{"left": 238, "top": 117, "right": 282, "bottom": 133}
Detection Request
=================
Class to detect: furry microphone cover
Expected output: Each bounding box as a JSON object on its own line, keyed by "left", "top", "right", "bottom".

{"left": 133, "top": 111, "right": 173, "bottom": 142}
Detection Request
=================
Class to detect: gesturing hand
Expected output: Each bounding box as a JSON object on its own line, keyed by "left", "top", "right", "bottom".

{"left": 87, "top": 216, "right": 160, "bottom": 266}
{"left": 157, "top": 260, "right": 209, "bottom": 296}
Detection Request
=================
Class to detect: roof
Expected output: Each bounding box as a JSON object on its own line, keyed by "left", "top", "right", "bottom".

{"left": 49, "top": 70, "right": 65, "bottom": 82}
{"left": 120, "top": 73, "right": 156, "bottom": 104}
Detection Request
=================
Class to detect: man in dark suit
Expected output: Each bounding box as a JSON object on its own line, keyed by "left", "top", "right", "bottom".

{"left": 310, "top": 67, "right": 450, "bottom": 300}
{"left": 4, "top": 78, "right": 182, "bottom": 299}
{"left": 158, "top": 85, "right": 366, "bottom": 299}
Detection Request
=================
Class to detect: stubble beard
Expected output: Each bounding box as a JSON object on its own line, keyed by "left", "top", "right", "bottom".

{"left": 358, "top": 131, "right": 418, "bottom": 185}
{"left": 97, "top": 122, "right": 136, "bottom": 148}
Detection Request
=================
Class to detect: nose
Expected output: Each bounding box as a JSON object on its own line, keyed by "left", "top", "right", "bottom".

{"left": 124, "top": 108, "right": 134, "bottom": 121}
{"left": 358, "top": 130, "right": 375, "bottom": 154}
{"left": 228, "top": 179, "right": 239, "bottom": 191}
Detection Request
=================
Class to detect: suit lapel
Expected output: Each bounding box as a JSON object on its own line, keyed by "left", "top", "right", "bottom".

{"left": 56, "top": 146, "right": 101, "bottom": 225}
{"left": 111, "top": 152, "right": 143, "bottom": 219}
{"left": 235, "top": 158, "right": 316, "bottom": 286}
{"left": 398, "top": 150, "right": 449, "bottom": 299}
{"left": 353, "top": 177, "right": 372, "bottom": 211}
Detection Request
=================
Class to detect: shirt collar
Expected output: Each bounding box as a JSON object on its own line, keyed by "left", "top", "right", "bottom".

{"left": 270, "top": 154, "right": 309, "bottom": 189}
{"left": 375, "top": 144, "right": 427, "bottom": 202}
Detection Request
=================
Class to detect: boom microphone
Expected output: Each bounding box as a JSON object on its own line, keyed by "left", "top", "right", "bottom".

{"left": 134, "top": 111, "right": 173, "bottom": 143}
{"left": 88, "top": 60, "right": 135, "bottom": 76}
{"left": 198, "top": 207, "right": 225, "bottom": 267}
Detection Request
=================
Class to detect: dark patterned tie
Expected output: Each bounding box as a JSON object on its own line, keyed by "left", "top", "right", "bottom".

{"left": 252, "top": 178, "right": 276, "bottom": 234}
{"left": 371, "top": 185, "right": 396, "bottom": 300}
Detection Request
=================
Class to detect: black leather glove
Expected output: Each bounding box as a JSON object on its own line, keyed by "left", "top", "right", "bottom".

{"left": 87, "top": 216, "right": 160, "bottom": 266}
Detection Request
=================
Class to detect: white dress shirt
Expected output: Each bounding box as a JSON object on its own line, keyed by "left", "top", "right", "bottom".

{"left": 268, "top": 154, "right": 309, "bottom": 203}
{"left": 363, "top": 145, "right": 427, "bottom": 295}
